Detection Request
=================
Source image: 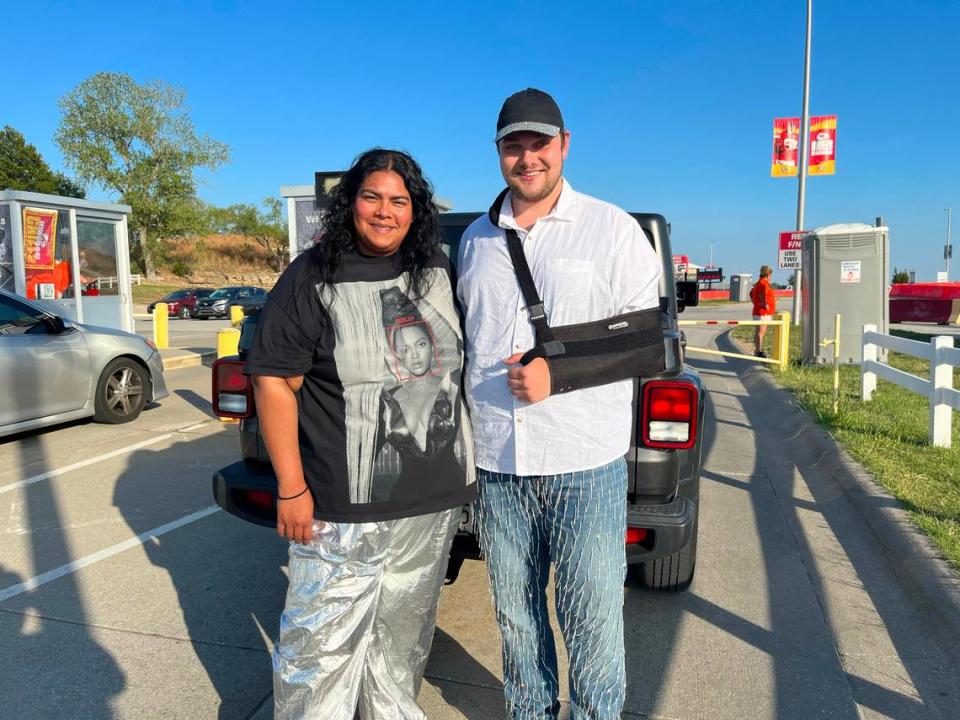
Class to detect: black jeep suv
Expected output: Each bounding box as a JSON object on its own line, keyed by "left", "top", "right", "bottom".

{"left": 211, "top": 213, "right": 705, "bottom": 590}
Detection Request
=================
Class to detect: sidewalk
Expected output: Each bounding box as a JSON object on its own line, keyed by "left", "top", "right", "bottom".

{"left": 405, "top": 327, "right": 960, "bottom": 719}
{"left": 159, "top": 346, "right": 216, "bottom": 371}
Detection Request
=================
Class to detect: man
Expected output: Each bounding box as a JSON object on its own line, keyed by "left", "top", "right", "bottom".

{"left": 750, "top": 264, "right": 776, "bottom": 358}
{"left": 456, "top": 88, "right": 662, "bottom": 719}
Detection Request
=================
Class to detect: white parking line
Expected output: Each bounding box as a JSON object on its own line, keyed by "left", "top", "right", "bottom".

{"left": 0, "top": 422, "right": 212, "bottom": 496}
{"left": 0, "top": 505, "right": 221, "bottom": 602}
{"left": 0, "top": 435, "right": 173, "bottom": 495}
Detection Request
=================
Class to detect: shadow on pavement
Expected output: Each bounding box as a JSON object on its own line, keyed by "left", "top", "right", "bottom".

{"left": 708, "top": 329, "right": 958, "bottom": 718}
{"left": 426, "top": 627, "right": 505, "bottom": 718}
{"left": 175, "top": 388, "right": 216, "bottom": 417}
{"left": 1, "top": 372, "right": 124, "bottom": 716}
{"left": 113, "top": 436, "right": 287, "bottom": 719}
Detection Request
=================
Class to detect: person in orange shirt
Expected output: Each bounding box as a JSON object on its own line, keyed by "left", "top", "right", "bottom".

{"left": 750, "top": 265, "right": 777, "bottom": 358}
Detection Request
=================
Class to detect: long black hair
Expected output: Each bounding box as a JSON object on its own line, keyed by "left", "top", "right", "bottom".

{"left": 308, "top": 148, "right": 441, "bottom": 301}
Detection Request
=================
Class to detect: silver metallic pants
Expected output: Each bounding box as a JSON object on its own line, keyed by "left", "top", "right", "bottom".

{"left": 273, "top": 508, "right": 460, "bottom": 720}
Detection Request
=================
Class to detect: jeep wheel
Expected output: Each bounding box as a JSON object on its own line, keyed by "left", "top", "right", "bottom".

{"left": 93, "top": 358, "right": 148, "bottom": 424}
{"left": 178, "top": 305, "right": 191, "bottom": 319}
{"left": 632, "top": 511, "right": 697, "bottom": 592}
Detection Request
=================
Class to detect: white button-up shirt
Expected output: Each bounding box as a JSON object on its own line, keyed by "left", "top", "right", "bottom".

{"left": 456, "top": 181, "right": 662, "bottom": 475}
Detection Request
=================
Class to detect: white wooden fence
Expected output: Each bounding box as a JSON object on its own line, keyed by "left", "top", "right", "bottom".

{"left": 861, "top": 324, "right": 960, "bottom": 448}
{"left": 95, "top": 273, "right": 141, "bottom": 289}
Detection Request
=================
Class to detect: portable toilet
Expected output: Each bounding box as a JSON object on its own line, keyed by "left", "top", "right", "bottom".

{"left": 729, "top": 274, "right": 753, "bottom": 302}
{"left": 801, "top": 221, "right": 889, "bottom": 364}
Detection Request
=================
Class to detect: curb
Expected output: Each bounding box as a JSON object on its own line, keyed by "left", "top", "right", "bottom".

{"left": 716, "top": 329, "right": 960, "bottom": 645}
{"left": 161, "top": 351, "right": 216, "bottom": 371}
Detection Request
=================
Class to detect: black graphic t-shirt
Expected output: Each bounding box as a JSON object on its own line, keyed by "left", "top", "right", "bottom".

{"left": 245, "top": 247, "right": 476, "bottom": 522}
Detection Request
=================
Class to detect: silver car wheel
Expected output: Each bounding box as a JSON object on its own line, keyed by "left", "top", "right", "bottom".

{"left": 94, "top": 358, "right": 148, "bottom": 424}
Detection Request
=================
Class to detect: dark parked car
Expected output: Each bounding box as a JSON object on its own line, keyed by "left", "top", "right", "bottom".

{"left": 193, "top": 286, "right": 267, "bottom": 319}
{"left": 147, "top": 288, "right": 215, "bottom": 319}
{"left": 1, "top": 288, "right": 169, "bottom": 438}
{"left": 211, "top": 212, "right": 705, "bottom": 591}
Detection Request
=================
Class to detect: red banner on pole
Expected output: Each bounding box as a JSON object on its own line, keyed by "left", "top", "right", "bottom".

{"left": 807, "top": 115, "right": 837, "bottom": 175}
{"left": 771, "top": 117, "right": 800, "bottom": 177}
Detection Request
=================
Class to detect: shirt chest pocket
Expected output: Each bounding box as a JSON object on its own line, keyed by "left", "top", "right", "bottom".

{"left": 541, "top": 257, "right": 594, "bottom": 312}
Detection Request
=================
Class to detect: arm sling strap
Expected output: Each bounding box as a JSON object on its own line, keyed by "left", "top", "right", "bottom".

{"left": 490, "top": 188, "right": 667, "bottom": 395}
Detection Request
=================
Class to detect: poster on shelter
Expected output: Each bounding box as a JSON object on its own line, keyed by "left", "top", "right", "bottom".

{"left": 294, "top": 196, "right": 332, "bottom": 258}
{"left": 771, "top": 117, "right": 800, "bottom": 177}
{"left": 22, "top": 207, "right": 58, "bottom": 270}
{"left": 0, "top": 204, "right": 13, "bottom": 291}
{"left": 807, "top": 115, "right": 837, "bottom": 175}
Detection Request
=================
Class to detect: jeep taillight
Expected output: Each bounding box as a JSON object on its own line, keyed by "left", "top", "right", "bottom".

{"left": 642, "top": 380, "right": 698, "bottom": 449}
{"left": 212, "top": 358, "right": 254, "bottom": 419}
{"left": 625, "top": 527, "right": 649, "bottom": 544}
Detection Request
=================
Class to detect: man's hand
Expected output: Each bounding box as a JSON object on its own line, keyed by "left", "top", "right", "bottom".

{"left": 277, "top": 489, "right": 317, "bottom": 544}
{"left": 504, "top": 353, "right": 552, "bottom": 403}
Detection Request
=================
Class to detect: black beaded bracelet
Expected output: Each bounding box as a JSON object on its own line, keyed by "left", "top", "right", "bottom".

{"left": 277, "top": 486, "right": 309, "bottom": 501}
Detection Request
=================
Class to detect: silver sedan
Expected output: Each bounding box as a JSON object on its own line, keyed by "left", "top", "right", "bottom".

{"left": 0, "top": 288, "right": 169, "bottom": 438}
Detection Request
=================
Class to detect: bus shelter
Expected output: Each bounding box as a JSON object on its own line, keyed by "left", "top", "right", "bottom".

{"left": 0, "top": 190, "right": 135, "bottom": 332}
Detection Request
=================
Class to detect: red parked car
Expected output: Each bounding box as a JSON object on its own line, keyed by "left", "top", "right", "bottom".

{"left": 146, "top": 288, "right": 214, "bottom": 319}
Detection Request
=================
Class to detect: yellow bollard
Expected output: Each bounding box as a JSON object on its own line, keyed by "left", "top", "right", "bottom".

{"left": 772, "top": 311, "right": 791, "bottom": 370}
{"left": 772, "top": 314, "right": 782, "bottom": 365}
{"left": 819, "top": 313, "right": 841, "bottom": 413}
{"left": 217, "top": 327, "right": 241, "bottom": 359}
{"left": 230, "top": 305, "right": 244, "bottom": 328}
{"left": 153, "top": 303, "right": 169, "bottom": 349}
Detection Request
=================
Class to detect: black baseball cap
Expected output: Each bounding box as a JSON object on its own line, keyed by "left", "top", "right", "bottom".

{"left": 495, "top": 88, "right": 564, "bottom": 143}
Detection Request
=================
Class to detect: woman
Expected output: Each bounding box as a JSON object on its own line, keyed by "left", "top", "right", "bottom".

{"left": 246, "top": 149, "right": 475, "bottom": 719}
{"left": 750, "top": 264, "right": 777, "bottom": 357}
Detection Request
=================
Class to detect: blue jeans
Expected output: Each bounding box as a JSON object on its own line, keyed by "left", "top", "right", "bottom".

{"left": 477, "top": 458, "right": 627, "bottom": 720}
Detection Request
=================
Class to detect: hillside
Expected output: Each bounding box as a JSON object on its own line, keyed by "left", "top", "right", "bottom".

{"left": 154, "top": 233, "right": 282, "bottom": 286}
{"left": 131, "top": 234, "right": 283, "bottom": 303}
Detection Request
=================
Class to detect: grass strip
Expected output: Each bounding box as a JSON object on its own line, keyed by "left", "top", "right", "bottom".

{"left": 730, "top": 323, "right": 960, "bottom": 571}
{"left": 132, "top": 283, "right": 186, "bottom": 305}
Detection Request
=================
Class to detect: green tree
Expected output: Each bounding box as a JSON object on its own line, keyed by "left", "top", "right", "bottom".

{"left": 892, "top": 267, "right": 910, "bottom": 284}
{"left": 0, "top": 126, "right": 85, "bottom": 198}
{"left": 224, "top": 198, "right": 289, "bottom": 272}
{"left": 55, "top": 72, "right": 229, "bottom": 278}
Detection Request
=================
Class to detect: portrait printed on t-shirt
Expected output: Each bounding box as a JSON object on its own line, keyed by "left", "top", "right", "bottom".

{"left": 319, "top": 271, "right": 472, "bottom": 506}
{"left": 372, "top": 286, "right": 465, "bottom": 502}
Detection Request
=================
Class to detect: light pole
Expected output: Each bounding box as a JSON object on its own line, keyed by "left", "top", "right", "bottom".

{"left": 946, "top": 207, "right": 953, "bottom": 280}
{"left": 791, "top": 0, "right": 813, "bottom": 327}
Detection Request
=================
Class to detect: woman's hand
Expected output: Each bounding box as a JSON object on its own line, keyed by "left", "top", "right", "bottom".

{"left": 277, "top": 488, "right": 316, "bottom": 544}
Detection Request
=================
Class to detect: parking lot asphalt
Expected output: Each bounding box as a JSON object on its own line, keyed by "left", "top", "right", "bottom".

{"left": 2, "top": 302, "right": 959, "bottom": 718}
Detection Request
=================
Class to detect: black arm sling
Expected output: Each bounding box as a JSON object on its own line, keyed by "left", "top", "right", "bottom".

{"left": 489, "top": 188, "right": 666, "bottom": 395}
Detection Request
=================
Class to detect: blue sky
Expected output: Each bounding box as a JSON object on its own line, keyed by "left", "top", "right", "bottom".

{"left": 6, "top": 0, "right": 958, "bottom": 282}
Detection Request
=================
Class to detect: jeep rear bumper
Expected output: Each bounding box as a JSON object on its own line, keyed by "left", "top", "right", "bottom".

{"left": 625, "top": 494, "right": 697, "bottom": 564}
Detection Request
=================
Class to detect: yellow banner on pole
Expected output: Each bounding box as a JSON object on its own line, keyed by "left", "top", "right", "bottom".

{"left": 807, "top": 115, "right": 837, "bottom": 175}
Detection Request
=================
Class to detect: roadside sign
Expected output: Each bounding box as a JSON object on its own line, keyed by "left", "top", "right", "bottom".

{"left": 778, "top": 231, "right": 805, "bottom": 269}
{"left": 697, "top": 268, "right": 723, "bottom": 283}
{"left": 841, "top": 260, "right": 861, "bottom": 284}
{"left": 672, "top": 254, "right": 689, "bottom": 275}
{"left": 937, "top": 271, "right": 948, "bottom": 283}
